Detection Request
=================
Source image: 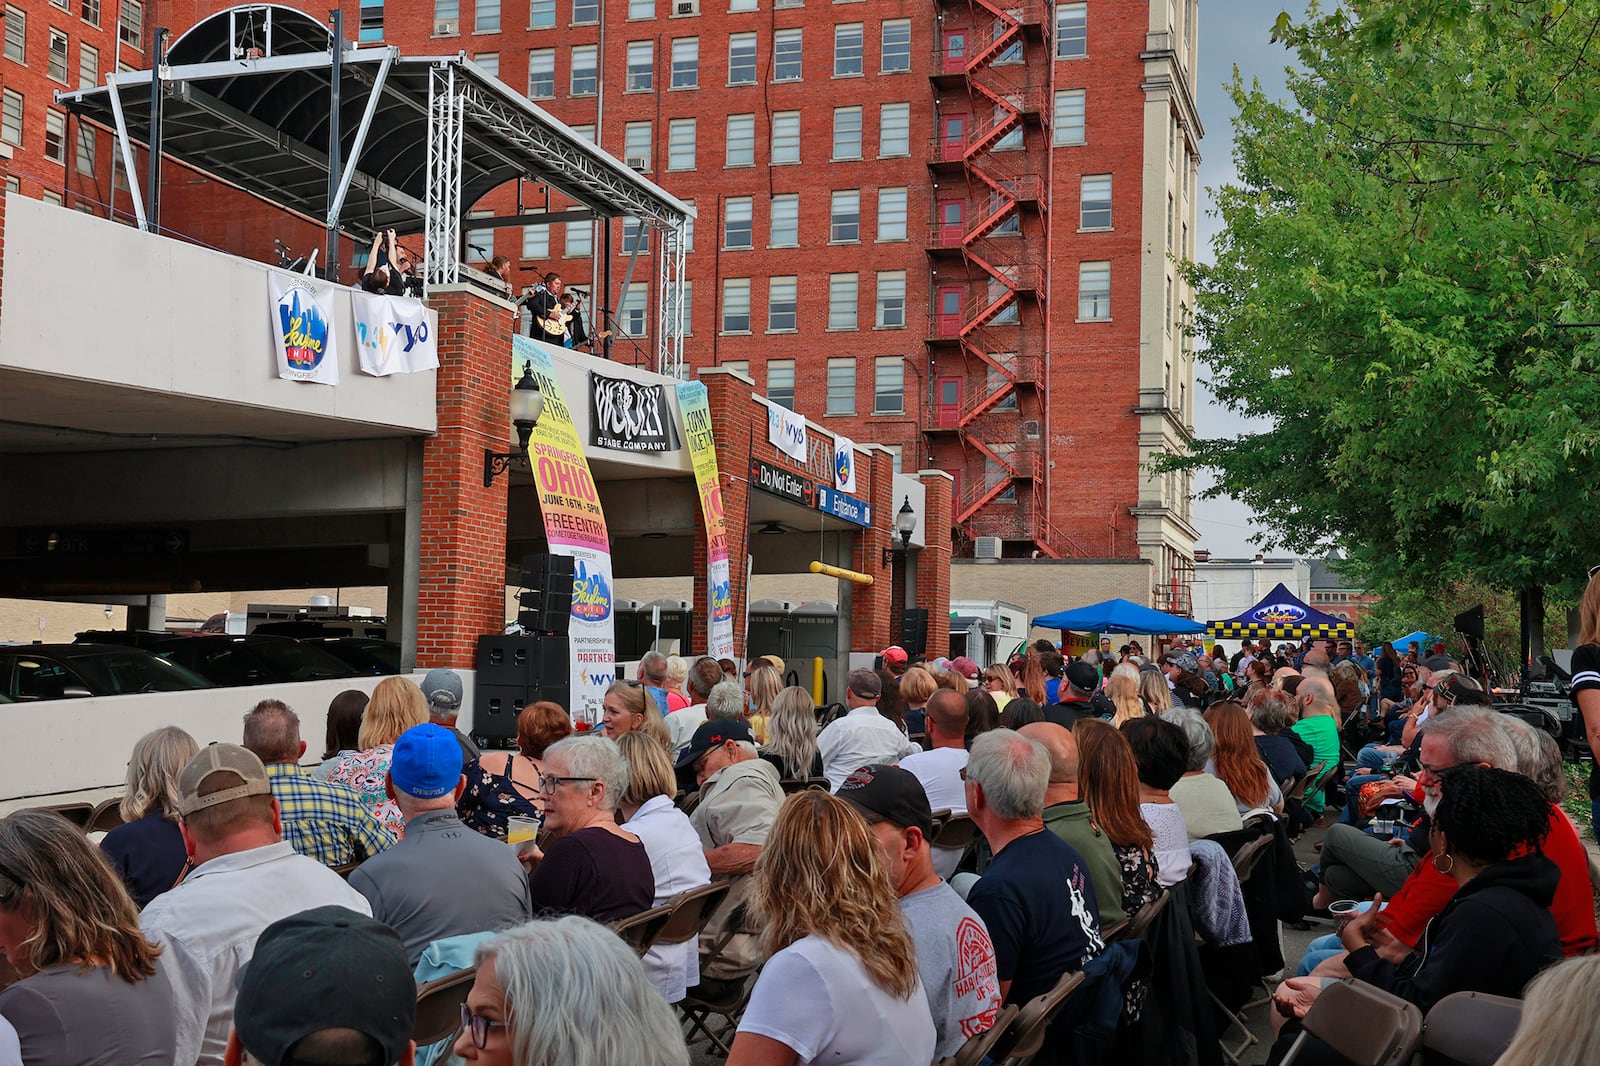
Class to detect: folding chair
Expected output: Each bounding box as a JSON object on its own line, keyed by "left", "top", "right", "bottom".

{"left": 610, "top": 904, "right": 673, "bottom": 957}
{"left": 930, "top": 813, "right": 980, "bottom": 865}
{"left": 652, "top": 882, "right": 732, "bottom": 950}
{"left": 1123, "top": 891, "right": 1170, "bottom": 943}
{"left": 1279, "top": 979, "right": 1423, "bottom": 1066}
{"left": 36, "top": 802, "right": 93, "bottom": 828}
{"left": 778, "top": 776, "right": 830, "bottom": 794}
{"left": 412, "top": 966, "right": 476, "bottom": 1046}
{"left": 330, "top": 860, "right": 362, "bottom": 880}
{"left": 934, "top": 1003, "right": 1019, "bottom": 1066}
{"left": 678, "top": 896, "right": 762, "bottom": 1056}
{"left": 1211, "top": 831, "right": 1279, "bottom": 1065}
{"left": 87, "top": 796, "right": 126, "bottom": 834}
{"left": 1420, "top": 991, "right": 1522, "bottom": 1066}
{"left": 991, "top": 970, "right": 1086, "bottom": 1066}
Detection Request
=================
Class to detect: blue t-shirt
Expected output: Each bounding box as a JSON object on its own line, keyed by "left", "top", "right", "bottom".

{"left": 1043, "top": 677, "right": 1062, "bottom": 704}
{"left": 99, "top": 811, "right": 187, "bottom": 908}
{"left": 967, "top": 829, "right": 1102, "bottom": 1008}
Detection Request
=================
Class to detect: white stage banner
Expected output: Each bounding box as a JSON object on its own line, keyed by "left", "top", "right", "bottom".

{"left": 268, "top": 271, "right": 340, "bottom": 385}
{"left": 768, "top": 403, "right": 807, "bottom": 463}
{"left": 833, "top": 433, "right": 858, "bottom": 492}
{"left": 353, "top": 291, "right": 440, "bottom": 376}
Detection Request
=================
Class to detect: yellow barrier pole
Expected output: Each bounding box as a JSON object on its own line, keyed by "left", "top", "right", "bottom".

{"left": 812, "top": 656, "right": 825, "bottom": 705}
{"left": 808, "top": 560, "right": 874, "bottom": 585}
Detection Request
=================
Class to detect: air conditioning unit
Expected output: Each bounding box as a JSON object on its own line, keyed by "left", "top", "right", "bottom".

{"left": 434, "top": 19, "right": 458, "bottom": 36}
{"left": 974, "top": 536, "right": 1003, "bottom": 560}
{"left": 625, "top": 155, "right": 649, "bottom": 171}
{"left": 675, "top": 0, "right": 699, "bottom": 14}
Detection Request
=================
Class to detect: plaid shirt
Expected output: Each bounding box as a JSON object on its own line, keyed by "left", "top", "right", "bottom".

{"left": 265, "top": 762, "right": 396, "bottom": 868}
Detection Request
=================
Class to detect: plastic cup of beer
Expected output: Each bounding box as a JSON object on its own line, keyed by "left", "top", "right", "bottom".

{"left": 506, "top": 817, "right": 540, "bottom": 846}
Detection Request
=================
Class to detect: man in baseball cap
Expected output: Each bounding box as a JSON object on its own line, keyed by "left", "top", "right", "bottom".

{"left": 225, "top": 905, "right": 417, "bottom": 1066}
{"left": 421, "top": 666, "right": 480, "bottom": 767}
{"left": 881, "top": 645, "right": 910, "bottom": 676}
{"left": 839, "top": 764, "right": 1002, "bottom": 1057}
{"left": 676, "top": 718, "right": 755, "bottom": 780}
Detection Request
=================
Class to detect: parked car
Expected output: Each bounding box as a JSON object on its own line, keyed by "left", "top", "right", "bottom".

{"left": 0, "top": 644, "right": 214, "bottom": 701}
{"left": 300, "top": 637, "right": 401, "bottom": 676}
{"left": 151, "top": 634, "right": 360, "bottom": 687}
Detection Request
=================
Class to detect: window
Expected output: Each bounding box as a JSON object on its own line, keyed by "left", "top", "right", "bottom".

{"left": 828, "top": 273, "right": 858, "bottom": 330}
{"left": 830, "top": 190, "right": 859, "bottom": 242}
{"left": 827, "top": 358, "right": 855, "bottom": 414}
{"left": 571, "top": 45, "right": 597, "bottom": 94}
{"left": 566, "top": 220, "right": 593, "bottom": 257}
{"left": 75, "top": 125, "right": 95, "bottom": 175}
{"left": 723, "top": 360, "right": 750, "bottom": 378}
{"left": 774, "top": 28, "right": 802, "bottom": 80}
{"left": 723, "top": 196, "right": 752, "bottom": 247}
{"left": 474, "top": 52, "right": 500, "bottom": 77}
{"left": 1057, "top": 2, "right": 1086, "bottom": 58}
{"left": 1054, "top": 89, "right": 1085, "bottom": 145}
{"left": 876, "top": 270, "right": 905, "bottom": 328}
{"left": 881, "top": 19, "right": 910, "bottom": 72}
{"left": 671, "top": 37, "right": 698, "bottom": 87}
{"left": 620, "top": 282, "right": 649, "bottom": 337}
{"left": 771, "top": 111, "right": 800, "bottom": 163}
{"left": 5, "top": 6, "right": 24, "bottom": 63}
{"left": 728, "top": 32, "right": 757, "bottom": 84}
{"left": 44, "top": 110, "right": 66, "bottom": 162}
{"left": 725, "top": 113, "right": 755, "bottom": 166}
{"left": 677, "top": 281, "right": 693, "bottom": 335}
{"left": 529, "top": 0, "right": 556, "bottom": 27}
{"left": 834, "top": 23, "right": 862, "bottom": 76}
{"left": 0, "top": 90, "right": 22, "bottom": 147}
{"left": 81, "top": 0, "right": 99, "bottom": 25}
{"left": 874, "top": 357, "right": 904, "bottom": 414}
{"left": 770, "top": 194, "right": 798, "bottom": 246}
{"left": 879, "top": 102, "right": 909, "bottom": 156}
{"left": 680, "top": 202, "right": 695, "bottom": 249}
{"left": 1165, "top": 275, "right": 1173, "bottom": 334}
{"left": 436, "top": 0, "right": 460, "bottom": 32}
{"left": 832, "top": 107, "right": 861, "bottom": 160}
{"left": 573, "top": 0, "right": 598, "bottom": 23}
{"left": 42, "top": 190, "right": 64, "bottom": 207}
{"left": 994, "top": 105, "right": 1023, "bottom": 151}
{"left": 730, "top": 0, "right": 757, "bottom": 9}
{"left": 119, "top": 0, "right": 141, "bottom": 49}
{"left": 626, "top": 41, "right": 653, "bottom": 90}
{"left": 4, "top": 175, "right": 17, "bottom": 195}
{"left": 990, "top": 274, "right": 1018, "bottom": 324}
{"left": 624, "top": 121, "right": 651, "bottom": 168}
{"left": 883, "top": 445, "right": 903, "bottom": 473}
{"left": 527, "top": 49, "right": 555, "bottom": 98}
{"left": 571, "top": 123, "right": 596, "bottom": 143}
{"left": 722, "top": 278, "right": 751, "bottom": 332}
{"left": 628, "top": 0, "right": 654, "bottom": 17}
{"left": 877, "top": 187, "right": 907, "bottom": 241}
{"left": 621, "top": 215, "right": 649, "bottom": 252}
{"left": 1079, "top": 261, "right": 1110, "bottom": 320}
{"left": 76, "top": 42, "right": 97, "bottom": 89}
{"left": 767, "top": 276, "right": 797, "bottom": 330}
{"left": 359, "top": 0, "right": 383, "bottom": 41}
{"left": 476, "top": 0, "right": 501, "bottom": 32}
{"left": 521, "top": 224, "right": 549, "bottom": 258}
{"left": 1080, "top": 175, "right": 1111, "bottom": 229}
{"left": 47, "top": 29, "right": 69, "bottom": 82}
{"left": 767, "top": 360, "right": 796, "bottom": 408}
{"left": 994, "top": 211, "right": 1021, "bottom": 235}
{"left": 667, "top": 118, "right": 696, "bottom": 169}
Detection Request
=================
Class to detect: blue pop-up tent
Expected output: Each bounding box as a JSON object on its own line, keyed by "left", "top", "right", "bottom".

{"left": 1383, "top": 631, "right": 1442, "bottom": 654}
{"left": 1032, "top": 598, "right": 1209, "bottom": 635}
{"left": 1207, "top": 582, "right": 1354, "bottom": 640}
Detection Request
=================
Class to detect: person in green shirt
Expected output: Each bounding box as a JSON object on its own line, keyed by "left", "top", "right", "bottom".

{"left": 1019, "top": 722, "right": 1127, "bottom": 929}
{"left": 1291, "top": 677, "right": 1343, "bottom": 817}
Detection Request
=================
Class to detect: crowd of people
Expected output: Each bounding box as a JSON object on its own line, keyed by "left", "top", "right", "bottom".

{"left": 2, "top": 586, "right": 1599, "bottom": 1065}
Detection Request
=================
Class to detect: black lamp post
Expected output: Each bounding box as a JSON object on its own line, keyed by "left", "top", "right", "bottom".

{"left": 483, "top": 360, "right": 546, "bottom": 486}
{"left": 882, "top": 496, "right": 918, "bottom": 567}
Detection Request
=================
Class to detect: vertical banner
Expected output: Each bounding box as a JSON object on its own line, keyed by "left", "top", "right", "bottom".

{"left": 268, "top": 270, "right": 339, "bottom": 384}
{"left": 833, "top": 433, "right": 858, "bottom": 492}
{"left": 513, "top": 336, "right": 616, "bottom": 726}
{"left": 352, "top": 291, "right": 439, "bottom": 376}
{"left": 676, "top": 381, "right": 735, "bottom": 658}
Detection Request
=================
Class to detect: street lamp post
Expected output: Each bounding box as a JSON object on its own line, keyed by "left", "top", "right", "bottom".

{"left": 483, "top": 360, "right": 546, "bottom": 486}
{"left": 882, "top": 496, "right": 918, "bottom": 567}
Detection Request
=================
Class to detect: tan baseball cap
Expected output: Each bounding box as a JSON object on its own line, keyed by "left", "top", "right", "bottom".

{"left": 177, "top": 744, "right": 273, "bottom": 817}
{"left": 761, "top": 654, "right": 785, "bottom": 674}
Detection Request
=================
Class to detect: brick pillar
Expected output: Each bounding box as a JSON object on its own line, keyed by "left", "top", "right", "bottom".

{"left": 415, "top": 285, "right": 517, "bottom": 668}
{"left": 0, "top": 144, "right": 10, "bottom": 318}
{"left": 916, "top": 470, "right": 955, "bottom": 659}
{"left": 696, "top": 367, "right": 756, "bottom": 659}
{"left": 849, "top": 447, "right": 896, "bottom": 655}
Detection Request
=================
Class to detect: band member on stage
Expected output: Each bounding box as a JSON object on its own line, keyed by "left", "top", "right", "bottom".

{"left": 527, "top": 272, "right": 568, "bottom": 346}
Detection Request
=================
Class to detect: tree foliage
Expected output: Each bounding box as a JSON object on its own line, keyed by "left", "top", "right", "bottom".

{"left": 1177, "top": 1, "right": 1600, "bottom": 603}
{"left": 1353, "top": 578, "right": 1572, "bottom": 680}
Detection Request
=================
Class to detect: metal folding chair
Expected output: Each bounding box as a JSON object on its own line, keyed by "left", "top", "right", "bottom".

{"left": 1420, "top": 991, "right": 1522, "bottom": 1066}
{"left": 1279, "top": 979, "right": 1423, "bottom": 1066}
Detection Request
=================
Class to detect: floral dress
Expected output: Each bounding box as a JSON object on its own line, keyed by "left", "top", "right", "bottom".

{"left": 1114, "top": 842, "right": 1164, "bottom": 915}
{"left": 457, "top": 752, "right": 546, "bottom": 840}
{"left": 328, "top": 745, "right": 405, "bottom": 838}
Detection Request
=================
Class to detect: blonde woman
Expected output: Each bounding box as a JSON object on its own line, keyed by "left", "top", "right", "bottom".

{"left": 1493, "top": 954, "right": 1600, "bottom": 1066}
{"left": 1138, "top": 668, "right": 1172, "bottom": 714}
{"left": 329, "top": 675, "right": 429, "bottom": 836}
{"left": 100, "top": 726, "right": 199, "bottom": 908}
{"left": 1104, "top": 671, "right": 1145, "bottom": 727}
{"left": 981, "top": 663, "right": 1016, "bottom": 714}
{"left": 727, "top": 790, "right": 934, "bottom": 1065}
{"left": 900, "top": 666, "right": 939, "bottom": 741}
{"left": 760, "top": 686, "right": 823, "bottom": 780}
{"left": 747, "top": 663, "right": 783, "bottom": 744}
{"left": 600, "top": 680, "right": 672, "bottom": 750}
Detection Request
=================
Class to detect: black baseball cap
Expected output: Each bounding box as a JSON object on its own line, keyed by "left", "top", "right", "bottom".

{"left": 1064, "top": 661, "right": 1100, "bottom": 693}
{"left": 235, "top": 906, "right": 415, "bottom": 1066}
{"left": 675, "top": 718, "right": 754, "bottom": 769}
{"left": 837, "top": 763, "right": 935, "bottom": 840}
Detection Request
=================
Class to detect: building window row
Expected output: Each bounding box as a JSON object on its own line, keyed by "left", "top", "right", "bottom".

{"left": 826, "top": 357, "right": 904, "bottom": 416}
{"left": 717, "top": 271, "right": 906, "bottom": 337}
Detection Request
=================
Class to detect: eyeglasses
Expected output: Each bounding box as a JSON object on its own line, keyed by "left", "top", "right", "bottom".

{"left": 459, "top": 1004, "right": 508, "bottom": 1049}
{"left": 539, "top": 774, "right": 599, "bottom": 794}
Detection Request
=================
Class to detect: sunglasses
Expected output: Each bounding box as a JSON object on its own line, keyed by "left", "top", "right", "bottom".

{"left": 459, "top": 1003, "right": 508, "bottom": 1049}
{"left": 1590, "top": 564, "right": 1600, "bottom": 580}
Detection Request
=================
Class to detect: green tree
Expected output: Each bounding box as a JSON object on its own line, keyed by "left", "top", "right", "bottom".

{"left": 1176, "top": 1, "right": 1600, "bottom": 616}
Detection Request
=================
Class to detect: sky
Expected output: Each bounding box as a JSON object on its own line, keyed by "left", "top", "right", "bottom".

{"left": 1187, "top": 2, "right": 1312, "bottom": 558}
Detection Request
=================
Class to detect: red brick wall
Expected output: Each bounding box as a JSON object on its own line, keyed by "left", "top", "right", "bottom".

{"left": 415, "top": 286, "right": 516, "bottom": 667}
{"left": 915, "top": 470, "right": 954, "bottom": 657}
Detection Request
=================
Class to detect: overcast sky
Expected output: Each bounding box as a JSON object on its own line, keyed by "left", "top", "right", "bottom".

{"left": 1188, "top": 3, "right": 1311, "bottom": 557}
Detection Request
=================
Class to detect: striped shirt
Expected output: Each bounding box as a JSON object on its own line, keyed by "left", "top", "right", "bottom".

{"left": 263, "top": 762, "right": 396, "bottom": 868}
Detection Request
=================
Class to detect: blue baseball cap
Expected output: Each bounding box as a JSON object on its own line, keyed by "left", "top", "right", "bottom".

{"left": 388, "top": 724, "right": 462, "bottom": 799}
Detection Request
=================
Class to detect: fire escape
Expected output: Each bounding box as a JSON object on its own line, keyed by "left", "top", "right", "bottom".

{"left": 927, "top": 1, "right": 1084, "bottom": 556}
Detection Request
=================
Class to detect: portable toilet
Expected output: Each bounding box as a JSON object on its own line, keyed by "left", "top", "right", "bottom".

{"left": 747, "top": 599, "right": 793, "bottom": 667}
{"left": 642, "top": 598, "right": 693, "bottom": 656}
{"left": 791, "top": 600, "right": 840, "bottom": 701}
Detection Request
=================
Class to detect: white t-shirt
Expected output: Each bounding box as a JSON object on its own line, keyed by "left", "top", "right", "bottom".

{"left": 1140, "top": 801, "right": 1193, "bottom": 886}
{"left": 899, "top": 747, "right": 972, "bottom": 878}
{"left": 738, "top": 935, "right": 935, "bottom": 1065}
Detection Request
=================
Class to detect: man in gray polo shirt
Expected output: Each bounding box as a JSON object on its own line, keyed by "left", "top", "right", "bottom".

{"left": 348, "top": 723, "right": 531, "bottom": 966}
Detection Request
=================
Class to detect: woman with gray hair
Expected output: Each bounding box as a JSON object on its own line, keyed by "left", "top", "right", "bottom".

{"left": 454, "top": 914, "right": 689, "bottom": 1066}
{"left": 523, "top": 735, "right": 654, "bottom": 922}
{"left": 1162, "top": 709, "right": 1244, "bottom": 839}
{"left": 99, "top": 725, "right": 199, "bottom": 908}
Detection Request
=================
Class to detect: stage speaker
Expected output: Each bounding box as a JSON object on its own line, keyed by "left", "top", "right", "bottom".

{"left": 899, "top": 608, "right": 929, "bottom": 658}
{"left": 475, "top": 634, "right": 570, "bottom": 687}
{"left": 473, "top": 684, "right": 529, "bottom": 743}
{"left": 1454, "top": 604, "right": 1486, "bottom": 640}
{"left": 518, "top": 589, "right": 572, "bottom": 635}
{"left": 520, "top": 553, "right": 576, "bottom": 593}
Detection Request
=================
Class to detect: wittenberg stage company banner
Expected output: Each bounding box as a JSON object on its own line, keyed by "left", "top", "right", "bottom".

{"left": 587, "top": 371, "right": 678, "bottom": 452}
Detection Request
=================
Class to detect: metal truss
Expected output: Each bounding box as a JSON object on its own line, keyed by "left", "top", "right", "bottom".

{"left": 657, "top": 221, "right": 687, "bottom": 379}
{"left": 425, "top": 62, "right": 464, "bottom": 286}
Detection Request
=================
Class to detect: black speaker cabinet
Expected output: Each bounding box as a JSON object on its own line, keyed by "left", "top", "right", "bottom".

{"left": 475, "top": 634, "right": 570, "bottom": 687}
{"left": 899, "top": 608, "right": 930, "bottom": 658}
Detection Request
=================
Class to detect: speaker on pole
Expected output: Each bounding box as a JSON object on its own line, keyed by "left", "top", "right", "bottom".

{"left": 899, "top": 608, "right": 929, "bottom": 658}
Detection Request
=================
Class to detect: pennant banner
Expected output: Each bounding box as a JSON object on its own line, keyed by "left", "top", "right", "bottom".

{"left": 767, "top": 403, "right": 807, "bottom": 463}
{"left": 513, "top": 336, "right": 616, "bottom": 725}
{"left": 353, "top": 291, "right": 439, "bottom": 376}
{"left": 269, "top": 270, "right": 339, "bottom": 385}
{"left": 677, "top": 381, "right": 735, "bottom": 658}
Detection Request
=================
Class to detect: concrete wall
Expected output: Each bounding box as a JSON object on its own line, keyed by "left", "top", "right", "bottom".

{"left": 951, "top": 558, "right": 1155, "bottom": 640}
{"left": 1191, "top": 559, "right": 1311, "bottom": 624}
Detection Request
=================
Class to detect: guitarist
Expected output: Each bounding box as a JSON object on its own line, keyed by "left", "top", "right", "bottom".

{"left": 524, "top": 271, "right": 569, "bottom": 346}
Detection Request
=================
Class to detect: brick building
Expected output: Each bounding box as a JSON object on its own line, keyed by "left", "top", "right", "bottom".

{"left": 3, "top": 0, "right": 1201, "bottom": 610}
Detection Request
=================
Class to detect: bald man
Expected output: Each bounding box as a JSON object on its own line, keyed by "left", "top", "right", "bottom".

{"left": 1292, "top": 676, "right": 1343, "bottom": 816}
{"left": 1018, "top": 722, "right": 1126, "bottom": 928}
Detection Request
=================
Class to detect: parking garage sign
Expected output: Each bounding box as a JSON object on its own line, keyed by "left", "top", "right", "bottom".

{"left": 816, "top": 486, "right": 873, "bottom": 527}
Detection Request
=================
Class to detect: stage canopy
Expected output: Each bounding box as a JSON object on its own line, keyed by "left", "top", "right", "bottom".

{"left": 1033, "top": 598, "right": 1209, "bottom": 636}
{"left": 1207, "top": 583, "right": 1354, "bottom": 640}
